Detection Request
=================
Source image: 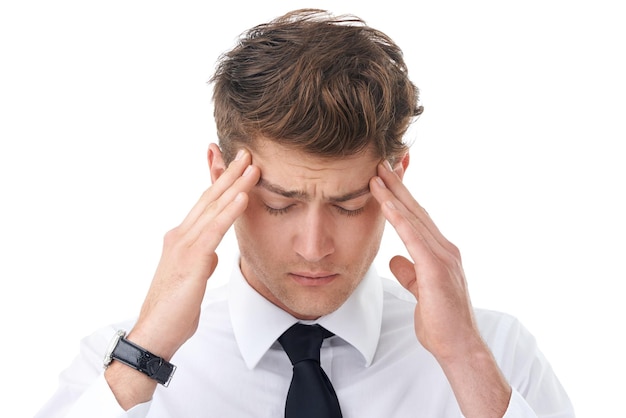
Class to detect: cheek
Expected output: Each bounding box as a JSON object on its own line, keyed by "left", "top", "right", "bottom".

{"left": 236, "top": 199, "right": 292, "bottom": 246}
{"left": 335, "top": 207, "right": 386, "bottom": 252}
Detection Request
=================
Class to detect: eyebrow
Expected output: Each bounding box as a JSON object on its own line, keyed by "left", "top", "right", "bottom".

{"left": 256, "top": 178, "right": 371, "bottom": 203}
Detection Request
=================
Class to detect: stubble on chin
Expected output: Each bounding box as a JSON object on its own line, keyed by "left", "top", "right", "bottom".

{"left": 239, "top": 252, "right": 358, "bottom": 319}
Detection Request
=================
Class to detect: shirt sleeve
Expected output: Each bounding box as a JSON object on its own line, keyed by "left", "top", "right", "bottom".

{"left": 34, "top": 323, "right": 151, "bottom": 418}
{"left": 61, "top": 374, "right": 151, "bottom": 418}
{"left": 502, "top": 389, "right": 540, "bottom": 417}
{"left": 481, "top": 311, "right": 576, "bottom": 418}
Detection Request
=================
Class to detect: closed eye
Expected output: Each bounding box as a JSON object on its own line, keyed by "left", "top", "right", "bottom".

{"left": 334, "top": 205, "right": 365, "bottom": 217}
{"left": 264, "top": 203, "right": 365, "bottom": 217}
{"left": 264, "top": 204, "right": 294, "bottom": 216}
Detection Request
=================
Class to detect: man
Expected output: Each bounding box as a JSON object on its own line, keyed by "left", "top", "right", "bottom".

{"left": 36, "top": 9, "right": 574, "bottom": 418}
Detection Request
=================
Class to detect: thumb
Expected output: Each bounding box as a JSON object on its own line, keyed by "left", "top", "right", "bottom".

{"left": 206, "top": 253, "right": 219, "bottom": 280}
{"left": 389, "top": 255, "right": 419, "bottom": 299}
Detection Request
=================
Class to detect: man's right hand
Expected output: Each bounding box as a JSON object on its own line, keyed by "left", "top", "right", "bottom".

{"left": 104, "top": 148, "right": 260, "bottom": 409}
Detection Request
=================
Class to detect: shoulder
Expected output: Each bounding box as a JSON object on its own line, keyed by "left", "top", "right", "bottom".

{"left": 378, "top": 277, "right": 534, "bottom": 348}
{"left": 474, "top": 309, "right": 543, "bottom": 369}
{"left": 473, "top": 308, "right": 534, "bottom": 347}
{"left": 380, "top": 277, "right": 526, "bottom": 330}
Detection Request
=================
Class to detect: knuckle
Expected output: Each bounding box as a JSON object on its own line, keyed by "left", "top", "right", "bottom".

{"left": 204, "top": 199, "right": 219, "bottom": 216}
{"left": 163, "top": 228, "right": 182, "bottom": 245}
{"left": 206, "top": 217, "right": 229, "bottom": 236}
{"left": 447, "top": 242, "right": 462, "bottom": 261}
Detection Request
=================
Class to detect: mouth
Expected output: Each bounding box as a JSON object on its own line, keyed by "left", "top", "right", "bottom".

{"left": 288, "top": 272, "right": 338, "bottom": 286}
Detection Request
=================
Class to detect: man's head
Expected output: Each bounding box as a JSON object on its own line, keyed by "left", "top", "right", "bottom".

{"left": 210, "top": 8, "right": 423, "bottom": 165}
{"left": 208, "top": 9, "right": 420, "bottom": 319}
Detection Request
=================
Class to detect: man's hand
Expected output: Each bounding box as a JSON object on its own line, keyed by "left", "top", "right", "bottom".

{"left": 105, "top": 149, "right": 260, "bottom": 409}
{"left": 370, "top": 160, "right": 511, "bottom": 418}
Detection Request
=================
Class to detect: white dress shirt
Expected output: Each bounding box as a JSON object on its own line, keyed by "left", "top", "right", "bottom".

{"left": 35, "top": 262, "right": 574, "bottom": 417}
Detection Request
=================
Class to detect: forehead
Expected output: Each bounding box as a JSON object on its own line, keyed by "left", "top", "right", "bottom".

{"left": 249, "top": 141, "right": 380, "bottom": 196}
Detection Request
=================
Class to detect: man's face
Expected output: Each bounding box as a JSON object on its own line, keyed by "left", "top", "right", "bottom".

{"left": 234, "top": 140, "right": 386, "bottom": 320}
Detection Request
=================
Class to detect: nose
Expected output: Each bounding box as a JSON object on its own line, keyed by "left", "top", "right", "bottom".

{"left": 293, "top": 207, "right": 335, "bottom": 262}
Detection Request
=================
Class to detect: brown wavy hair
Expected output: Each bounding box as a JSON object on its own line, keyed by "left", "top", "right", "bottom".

{"left": 210, "top": 9, "right": 423, "bottom": 164}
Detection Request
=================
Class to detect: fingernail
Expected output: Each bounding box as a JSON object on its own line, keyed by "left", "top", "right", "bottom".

{"left": 375, "top": 176, "right": 386, "bottom": 188}
{"left": 235, "top": 149, "right": 245, "bottom": 161}
{"left": 384, "top": 160, "right": 393, "bottom": 172}
{"left": 242, "top": 165, "right": 253, "bottom": 176}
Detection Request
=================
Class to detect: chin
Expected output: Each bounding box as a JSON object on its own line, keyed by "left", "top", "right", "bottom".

{"left": 283, "top": 294, "right": 347, "bottom": 320}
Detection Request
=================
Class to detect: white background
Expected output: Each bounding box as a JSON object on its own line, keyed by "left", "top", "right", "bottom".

{"left": 1, "top": 1, "right": 624, "bottom": 417}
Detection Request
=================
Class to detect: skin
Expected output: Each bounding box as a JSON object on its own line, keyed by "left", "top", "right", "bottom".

{"left": 233, "top": 140, "right": 386, "bottom": 320}
{"left": 370, "top": 159, "right": 511, "bottom": 417}
{"left": 105, "top": 141, "right": 511, "bottom": 417}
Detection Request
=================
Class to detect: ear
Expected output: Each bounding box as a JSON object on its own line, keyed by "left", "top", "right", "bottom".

{"left": 394, "top": 152, "right": 410, "bottom": 180}
{"left": 207, "top": 143, "right": 226, "bottom": 183}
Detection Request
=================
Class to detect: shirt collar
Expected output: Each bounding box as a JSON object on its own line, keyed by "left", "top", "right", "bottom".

{"left": 228, "top": 258, "right": 383, "bottom": 369}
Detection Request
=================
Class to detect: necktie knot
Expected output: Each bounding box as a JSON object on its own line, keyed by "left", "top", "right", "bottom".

{"left": 278, "top": 324, "right": 332, "bottom": 365}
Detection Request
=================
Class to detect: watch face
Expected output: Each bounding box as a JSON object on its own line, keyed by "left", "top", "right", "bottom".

{"left": 103, "top": 330, "right": 126, "bottom": 367}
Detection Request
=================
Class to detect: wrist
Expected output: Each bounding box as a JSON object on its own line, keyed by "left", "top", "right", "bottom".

{"left": 434, "top": 334, "right": 488, "bottom": 365}
{"left": 437, "top": 339, "right": 511, "bottom": 418}
{"left": 125, "top": 325, "right": 180, "bottom": 362}
{"left": 104, "top": 330, "right": 177, "bottom": 386}
{"left": 104, "top": 361, "right": 157, "bottom": 410}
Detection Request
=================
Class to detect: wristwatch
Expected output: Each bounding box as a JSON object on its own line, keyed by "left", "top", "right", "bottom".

{"left": 103, "top": 330, "right": 176, "bottom": 387}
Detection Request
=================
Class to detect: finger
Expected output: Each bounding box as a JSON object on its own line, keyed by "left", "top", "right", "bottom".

{"left": 204, "top": 241, "right": 219, "bottom": 278}
{"left": 377, "top": 162, "right": 440, "bottom": 233}
{"left": 389, "top": 255, "right": 419, "bottom": 299}
{"left": 157, "top": 192, "right": 251, "bottom": 285}
{"left": 374, "top": 163, "right": 458, "bottom": 257}
{"left": 180, "top": 150, "right": 254, "bottom": 229}
{"left": 196, "top": 191, "right": 248, "bottom": 248}
{"left": 197, "top": 164, "right": 259, "bottom": 225}
{"left": 379, "top": 161, "right": 427, "bottom": 214}
{"left": 370, "top": 174, "right": 435, "bottom": 247}
{"left": 187, "top": 183, "right": 255, "bottom": 253}
{"left": 370, "top": 175, "right": 456, "bottom": 269}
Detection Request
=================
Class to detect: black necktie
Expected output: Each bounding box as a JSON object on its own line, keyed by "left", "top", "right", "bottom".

{"left": 278, "top": 323, "right": 343, "bottom": 418}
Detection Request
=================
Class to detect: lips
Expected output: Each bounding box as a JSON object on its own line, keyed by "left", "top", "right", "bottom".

{"left": 289, "top": 272, "right": 338, "bottom": 286}
{"left": 291, "top": 271, "right": 336, "bottom": 278}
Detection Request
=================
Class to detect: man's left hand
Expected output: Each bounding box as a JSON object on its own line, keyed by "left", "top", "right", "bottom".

{"left": 370, "top": 158, "right": 511, "bottom": 418}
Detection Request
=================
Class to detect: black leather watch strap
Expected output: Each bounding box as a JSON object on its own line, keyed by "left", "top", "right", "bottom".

{"left": 105, "top": 330, "right": 176, "bottom": 386}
